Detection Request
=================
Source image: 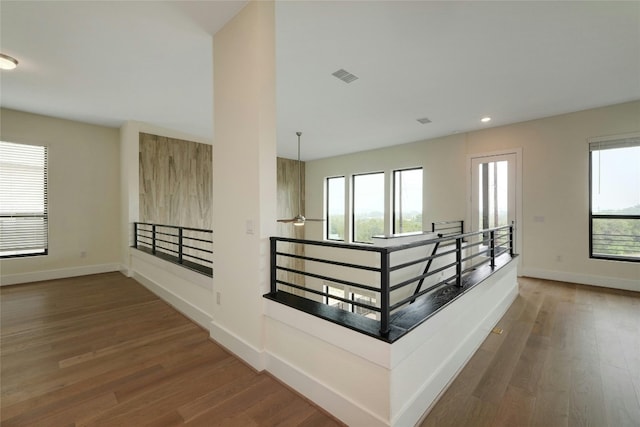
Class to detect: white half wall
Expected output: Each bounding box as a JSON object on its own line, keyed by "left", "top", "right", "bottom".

{"left": 264, "top": 260, "right": 519, "bottom": 427}
{"left": 130, "top": 248, "right": 213, "bottom": 329}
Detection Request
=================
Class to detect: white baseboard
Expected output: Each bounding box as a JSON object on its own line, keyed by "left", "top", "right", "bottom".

{"left": 265, "top": 351, "right": 389, "bottom": 427}
{"left": 0, "top": 263, "right": 120, "bottom": 286}
{"left": 209, "top": 321, "right": 265, "bottom": 371}
{"left": 521, "top": 267, "right": 640, "bottom": 293}
{"left": 133, "top": 271, "right": 212, "bottom": 330}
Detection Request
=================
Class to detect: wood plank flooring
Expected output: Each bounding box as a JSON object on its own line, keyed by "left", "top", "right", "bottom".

{"left": 420, "top": 276, "right": 640, "bottom": 427}
{"left": 3, "top": 273, "right": 639, "bottom": 427}
{"left": 0, "top": 272, "right": 343, "bottom": 427}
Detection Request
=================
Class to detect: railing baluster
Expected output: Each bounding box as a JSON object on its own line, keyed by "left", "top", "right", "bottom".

{"left": 490, "top": 229, "right": 496, "bottom": 268}
{"left": 152, "top": 224, "right": 156, "bottom": 255}
{"left": 509, "top": 223, "right": 514, "bottom": 257}
{"left": 455, "top": 237, "right": 462, "bottom": 287}
{"left": 380, "top": 250, "right": 390, "bottom": 336}
{"left": 178, "top": 227, "right": 183, "bottom": 264}
{"left": 270, "top": 237, "right": 277, "bottom": 294}
{"left": 133, "top": 222, "right": 138, "bottom": 249}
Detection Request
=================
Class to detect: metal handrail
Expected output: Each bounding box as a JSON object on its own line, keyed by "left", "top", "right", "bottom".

{"left": 268, "top": 223, "right": 515, "bottom": 336}
{"left": 133, "top": 222, "right": 213, "bottom": 277}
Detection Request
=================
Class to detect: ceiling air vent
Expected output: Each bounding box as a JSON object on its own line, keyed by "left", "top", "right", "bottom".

{"left": 332, "top": 68, "right": 359, "bottom": 83}
{"left": 416, "top": 117, "right": 432, "bottom": 124}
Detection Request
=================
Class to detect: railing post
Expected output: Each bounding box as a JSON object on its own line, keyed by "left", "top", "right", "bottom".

{"left": 152, "top": 224, "right": 156, "bottom": 255}
{"left": 490, "top": 229, "right": 496, "bottom": 267}
{"left": 270, "top": 237, "right": 277, "bottom": 294}
{"left": 133, "top": 222, "right": 138, "bottom": 249}
{"left": 379, "top": 250, "right": 391, "bottom": 336}
{"left": 455, "top": 237, "right": 462, "bottom": 287}
{"left": 178, "top": 227, "right": 183, "bottom": 264}
{"left": 509, "top": 223, "right": 515, "bottom": 257}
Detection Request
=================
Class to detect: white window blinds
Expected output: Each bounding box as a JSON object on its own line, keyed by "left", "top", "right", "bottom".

{"left": 0, "top": 141, "right": 48, "bottom": 257}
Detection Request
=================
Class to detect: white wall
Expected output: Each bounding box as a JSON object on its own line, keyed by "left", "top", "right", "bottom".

{"left": 0, "top": 108, "right": 121, "bottom": 285}
{"left": 306, "top": 101, "right": 640, "bottom": 292}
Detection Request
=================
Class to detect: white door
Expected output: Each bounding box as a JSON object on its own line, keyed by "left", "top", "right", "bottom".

{"left": 470, "top": 153, "right": 517, "bottom": 252}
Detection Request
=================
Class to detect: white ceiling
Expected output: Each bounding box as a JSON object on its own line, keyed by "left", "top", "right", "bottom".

{"left": 1, "top": 1, "right": 639, "bottom": 161}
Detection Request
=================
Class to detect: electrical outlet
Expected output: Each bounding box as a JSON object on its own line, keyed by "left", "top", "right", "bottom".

{"left": 216, "top": 292, "right": 221, "bottom": 305}
{"left": 80, "top": 251, "right": 87, "bottom": 258}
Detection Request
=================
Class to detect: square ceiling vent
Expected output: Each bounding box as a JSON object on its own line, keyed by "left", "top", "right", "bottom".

{"left": 332, "top": 69, "right": 359, "bottom": 83}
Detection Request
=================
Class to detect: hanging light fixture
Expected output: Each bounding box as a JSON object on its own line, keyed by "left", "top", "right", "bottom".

{"left": 0, "top": 54, "right": 19, "bottom": 70}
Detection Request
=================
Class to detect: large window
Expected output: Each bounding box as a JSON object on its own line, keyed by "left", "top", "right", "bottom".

{"left": 353, "top": 172, "right": 384, "bottom": 243}
{"left": 326, "top": 176, "right": 345, "bottom": 240}
{"left": 0, "top": 141, "right": 48, "bottom": 258}
{"left": 589, "top": 135, "right": 640, "bottom": 262}
{"left": 393, "top": 168, "right": 423, "bottom": 234}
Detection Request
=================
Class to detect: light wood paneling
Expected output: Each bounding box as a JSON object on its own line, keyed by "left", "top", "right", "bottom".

{"left": 139, "top": 133, "right": 212, "bottom": 229}
{"left": 277, "top": 157, "right": 306, "bottom": 295}
{"left": 420, "top": 277, "right": 640, "bottom": 427}
{"left": 0, "top": 273, "right": 343, "bottom": 426}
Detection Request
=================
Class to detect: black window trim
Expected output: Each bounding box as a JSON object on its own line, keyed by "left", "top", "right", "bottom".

{"left": 588, "top": 134, "right": 640, "bottom": 263}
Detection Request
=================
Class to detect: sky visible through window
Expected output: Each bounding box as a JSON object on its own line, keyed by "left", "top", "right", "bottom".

{"left": 592, "top": 146, "right": 640, "bottom": 213}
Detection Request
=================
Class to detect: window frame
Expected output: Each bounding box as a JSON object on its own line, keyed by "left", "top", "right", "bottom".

{"left": 588, "top": 134, "right": 640, "bottom": 263}
{"left": 325, "top": 175, "right": 345, "bottom": 241}
{"left": 352, "top": 171, "right": 385, "bottom": 244}
{"left": 392, "top": 167, "right": 423, "bottom": 235}
{"left": 0, "top": 141, "right": 49, "bottom": 259}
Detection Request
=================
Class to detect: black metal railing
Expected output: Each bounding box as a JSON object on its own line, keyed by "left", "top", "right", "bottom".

{"left": 266, "top": 223, "right": 515, "bottom": 341}
{"left": 133, "top": 222, "right": 213, "bottom": 277}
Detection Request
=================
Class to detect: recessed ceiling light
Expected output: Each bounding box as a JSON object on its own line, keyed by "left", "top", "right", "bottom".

{"left": 481, "top": 117, "right": 492, "bottom": 123}
{"left": 0, "top": 53, "right": 18, "bottom": 70}
{"left": 416, "top": 117, "right": 432, "bottom": 124}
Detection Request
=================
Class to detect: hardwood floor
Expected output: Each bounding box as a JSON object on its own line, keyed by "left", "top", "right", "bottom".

{"left": 3, "top": 274, "right": 639, "bottom": 427}
{"left": 420, "top": 276, "right": 640, "bottom": 427}
{"left": 0, "top": 272, "right": 343, "bottom": 427}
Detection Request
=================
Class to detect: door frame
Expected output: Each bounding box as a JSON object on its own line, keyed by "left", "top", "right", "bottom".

{"left": 467, "top": 148, "right": 523, "bottom": 270}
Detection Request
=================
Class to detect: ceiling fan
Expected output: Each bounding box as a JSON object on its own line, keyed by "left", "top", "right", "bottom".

{"left": 277, "top": 132, "right": 324, "bottom": 226}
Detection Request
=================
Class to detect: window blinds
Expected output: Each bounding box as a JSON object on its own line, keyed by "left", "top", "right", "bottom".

{"left": 589, "top": 134, "right": 640, "bottom": 151}
{"left": 0, "top": 141, "right": 48, "bottom": 257}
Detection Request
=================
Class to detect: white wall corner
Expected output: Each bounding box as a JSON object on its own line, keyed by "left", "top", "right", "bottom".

{"left": 209, "top": 320, "right": 266, "bottom": 372}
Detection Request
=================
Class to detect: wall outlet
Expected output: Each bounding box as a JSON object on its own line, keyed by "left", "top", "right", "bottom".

{"left": 80, "top": 251, "right": 87, "bottom": 258}
{"left": 556, "top": 255, "right": 563, "bottom": 263}
{"left": 216, "top": 292, "right": 221, "bottom": 305}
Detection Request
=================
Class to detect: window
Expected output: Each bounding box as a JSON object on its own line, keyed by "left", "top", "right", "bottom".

{"left": 0, "top": 141, "right": 48, "bottom": 258}
{"left": 589, "top": 135, "right": 640, "bottom": 262}
{"left": 353, "top": 172, "right": 384, "bottom": 243}
{"left": 393, "top": 168, "right": 423, "bottom": 234}
{"left": 326, "top": 176, "right": 345, "bottom": 240}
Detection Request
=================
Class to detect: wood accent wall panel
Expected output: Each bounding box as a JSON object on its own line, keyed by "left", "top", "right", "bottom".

{"left": 139, "top": 133, "right": 212, "bottom": 230}
{"left": 277, "top": 157, "right": 306, "bottom": 295}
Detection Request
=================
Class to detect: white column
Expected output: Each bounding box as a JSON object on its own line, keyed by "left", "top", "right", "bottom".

{"left": 210, "top": 0, "right": 277, "bottom": 370}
